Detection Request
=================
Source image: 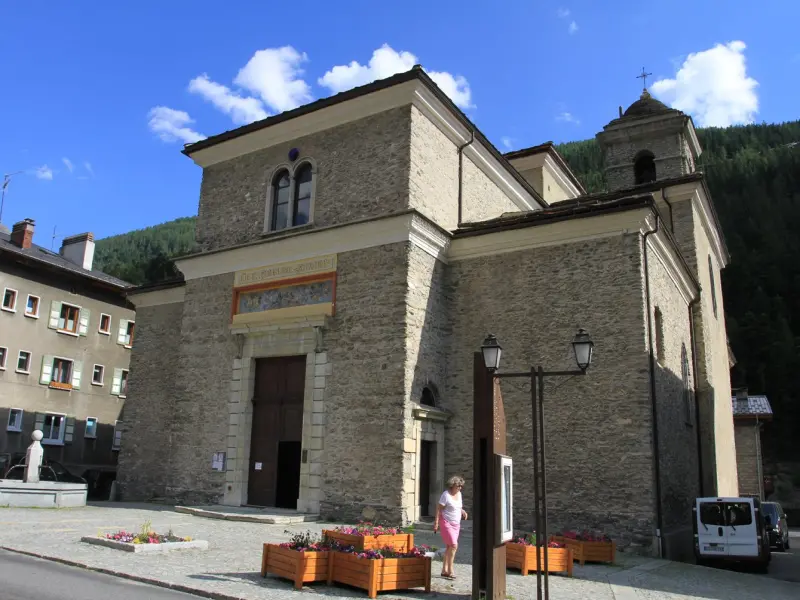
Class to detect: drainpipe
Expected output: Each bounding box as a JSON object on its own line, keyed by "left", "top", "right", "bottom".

{"left": 689, "top": 297, "right": 704, "bottom": 496}
{"left": 660, "top": 187, "right": 674, "bottom": 233}
{"left": 456, "top": 131, "right": 475, "bottom": 227}
{"left": 642, "top": 211, "right": 665, "bottom": 558}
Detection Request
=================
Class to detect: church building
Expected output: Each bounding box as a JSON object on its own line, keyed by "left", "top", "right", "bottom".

{"left": 117, "top": 66, "right": 737, "bottom": 560}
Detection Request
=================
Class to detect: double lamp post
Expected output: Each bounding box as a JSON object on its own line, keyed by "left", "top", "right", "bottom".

{"left": 479, "top": 329, "right": 594, "bottom": 600}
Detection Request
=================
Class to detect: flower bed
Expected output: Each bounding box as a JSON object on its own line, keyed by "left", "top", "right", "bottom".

{"left": 506, "top": 536, "right": 572, "bottom": 577}
{"left": 328, "top": 546, "right": 431, "bottom": 599}
{"left": 80, "top": 520, "right": 206, "bottom": 554}
{"left": 559, "top": 531, "right": 615, "bottom": 565}
{"left": 323, "top": 522, "right": 413, "bottom": 552}
{"left": 261, "top": 531, "right": 335, "bottom": 589}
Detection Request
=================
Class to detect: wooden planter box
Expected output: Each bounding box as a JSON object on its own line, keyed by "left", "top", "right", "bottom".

{"left": 562, "top": 539, "right": 616, "bottom": 565}
{"left": 322, "top": 530, "right": 413, "bottom": 552}
{"left": 328, "top": 551, "right": 431, "bottom": 599}
{"left": 260, "top": 543, "right": 332, "bottom": 589}
{"left": 506, "top": 543, "right": 573, "bottom": 577}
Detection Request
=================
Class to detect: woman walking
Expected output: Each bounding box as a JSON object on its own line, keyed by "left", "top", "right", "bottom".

{"left": 433, "top": 475, "right": 467, "bottom": 579}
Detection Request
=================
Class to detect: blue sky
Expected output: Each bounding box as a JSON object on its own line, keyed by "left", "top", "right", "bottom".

{"left": 1, "top": 0, "right": 798, "bottom": 245}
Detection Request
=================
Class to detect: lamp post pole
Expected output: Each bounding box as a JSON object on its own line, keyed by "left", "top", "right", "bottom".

{"left": 481, "top": 330, "right": 594, "bottom": 600}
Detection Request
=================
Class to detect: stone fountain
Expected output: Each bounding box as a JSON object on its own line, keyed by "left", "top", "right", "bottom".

{"left": 0, "top": 430, "right": 88, "bottom": 508}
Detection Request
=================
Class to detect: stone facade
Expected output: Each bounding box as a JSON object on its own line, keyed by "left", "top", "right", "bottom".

{"left": 734, "top": 423, "right": 764, "bottom": 499}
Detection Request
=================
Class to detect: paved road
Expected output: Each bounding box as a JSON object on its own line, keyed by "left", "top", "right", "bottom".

{"left": 766, "top": 530, "right": 800, "bottom": 583}
{"left": 0, "top": 549, "right": 203, "bottom": 600}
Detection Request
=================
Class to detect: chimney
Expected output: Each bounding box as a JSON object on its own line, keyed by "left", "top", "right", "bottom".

{"left": 10, "top": 218, "right": 35, "bottom": 249}
{"left": 735, "top": 387, "right": 749, "bottom": 400}
{"left": 60, "top": 232, "right": 95, "bottom": 271}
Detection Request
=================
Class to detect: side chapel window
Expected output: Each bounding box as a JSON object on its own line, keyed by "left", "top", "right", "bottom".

{"left": 269, "top": 162, "right": 314, "bottom": 231}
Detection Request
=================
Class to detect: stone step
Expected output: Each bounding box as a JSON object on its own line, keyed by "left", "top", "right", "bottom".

{"left": 175, "top": 505, "right": 320, "bottom": 524}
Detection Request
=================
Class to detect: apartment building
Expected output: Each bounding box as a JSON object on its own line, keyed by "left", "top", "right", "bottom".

{"left": 0, "top": 218, "right": 134, "bottom": 495}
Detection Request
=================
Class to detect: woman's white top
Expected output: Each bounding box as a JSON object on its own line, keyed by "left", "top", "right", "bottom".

{"left": 438, "top": 490, "right": 462, "bottom": 523}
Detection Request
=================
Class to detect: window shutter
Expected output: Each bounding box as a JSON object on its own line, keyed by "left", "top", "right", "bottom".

{"left": 117, "top": 319, "right": 129, "bottom": 345}
{"left": 64, "top": 417, "right": 75, "bottom": 443}
{"left": 48, "top": 301, "right": 62, "bottom": 329}
{"left": 39, "top": 355, "right": 55, "bottom": 385}
{"left": 111, "top": 368, "right": 123, "bottom": 395}
{"left": 78, "top": 308, "right": 90, "bottom": 336}
{"left": 34, "top": 412, "right": 45, "bottom": 433}
{"left": 71, "top": 361, "right": 83, "bottom": 389}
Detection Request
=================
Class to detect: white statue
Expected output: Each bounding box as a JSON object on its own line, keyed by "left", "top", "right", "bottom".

{"left": 23, "top": 430, "right": 44, "bottom": 484}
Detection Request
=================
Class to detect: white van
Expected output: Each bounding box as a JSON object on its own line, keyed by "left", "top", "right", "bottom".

{"left": 692, "top": 497, "right": 771, "bottom": 572}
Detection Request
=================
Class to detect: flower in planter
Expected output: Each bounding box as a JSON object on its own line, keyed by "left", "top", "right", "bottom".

{"left": 279, "top": 530, "right": 341, "bottom": 552}
{"left": 331, "top": 520, "right": 403, "bottom": 537}
{"left": 337, "top": 545, "right": 430, "bottom": 560}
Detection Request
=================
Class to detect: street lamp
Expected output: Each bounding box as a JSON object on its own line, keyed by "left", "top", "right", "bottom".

{"left": 482, "top": 328, "right": 594, "bottom": 600}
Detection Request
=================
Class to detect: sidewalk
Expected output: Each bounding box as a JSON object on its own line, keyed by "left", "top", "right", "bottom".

{"left": 0, "top": 503, "right": 797, "bottom": 600}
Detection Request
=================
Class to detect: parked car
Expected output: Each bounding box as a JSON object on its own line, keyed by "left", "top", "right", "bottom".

{"left": 693, "top": 496, "right": 771, "bottom": 572}
{"left": 761, "top": 501, "right": 790, "bottom": 551}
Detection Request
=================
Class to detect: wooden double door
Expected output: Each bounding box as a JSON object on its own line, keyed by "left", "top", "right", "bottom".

{"left": 247, "top": 356, "right": 305, "bottom": 508}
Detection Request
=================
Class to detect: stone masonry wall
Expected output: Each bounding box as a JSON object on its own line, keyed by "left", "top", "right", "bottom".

{"left": 408, "top": 106, "right": 520, "bottom": 231}
{"left": 117, "top": 301, "right": 184, "bottom": 501}
{"left": 602, "top": 127, "right": 690, "bottom": 192}
{"left": 402, "top": 244, "right": 451, "bottom": 519}
{"left": 447, "top": 233, "right": 658, "bottom": 552}
{"left": 165, "top": 274, "right": 239, "bottom": 504}
{"left": 320, "top": 243, "right": 409, "bottom": 523}
{"left": 646, "top": 238, "right": 701, "bottom": 560}
{"left": 195, "top": 106, "right": 412, "bottom": 252}
{"left": 735, "top": 424, "right": 763, "bottom": 498}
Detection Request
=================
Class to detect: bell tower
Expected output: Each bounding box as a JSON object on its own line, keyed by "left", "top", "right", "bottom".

{"left": 596, "top": 77, "right": 702, "bottom": 191}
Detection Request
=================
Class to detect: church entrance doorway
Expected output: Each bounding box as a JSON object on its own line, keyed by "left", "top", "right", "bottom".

{"left": 247, "top": 356, "right": 305, "bottom": 508}
{"left": 419, "top": 440, "right": 435, "bottom": 518}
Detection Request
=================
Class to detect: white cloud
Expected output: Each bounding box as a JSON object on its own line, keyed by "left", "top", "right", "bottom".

{"left": 501, "top": 136, "right": 514, "bottom": 150}
{"left": 189, "top": 74, "right": 268, "bottom": 125}
{"left": 651, "top": 40, "right": 758, "bottom": 127}
{"left": 147, "top": 106, "right": 206, "bottom": 144}
{"left": 557, "top": 8, "right": 570, "bottom": 18}
{"left": 35, "top": 165, "right": 53, "bottom": 180}
{"left": 62, "top": 157, "right": 73, "bottom": 173}
{"left": 556, "top": 111, "right": 580, "bottom": 125}
{"left": 318, "top": 44, "right": 473, "bottom": 109}
{"left": 84, "top": 162, "right": 94, "bottom": 176}
{"left": 234, "top": 46, "right": 312, "bottom": 113}
{"left": 568, "top": 21, "right": 579, "bottom": 34}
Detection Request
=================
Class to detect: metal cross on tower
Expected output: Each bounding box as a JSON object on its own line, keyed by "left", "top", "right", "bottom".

{"left": 636, "top": 68, "right": 652, "bottom": 91}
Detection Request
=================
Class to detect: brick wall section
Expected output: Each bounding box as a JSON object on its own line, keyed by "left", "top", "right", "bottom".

{"left": 116, "top": 302, "right": 184, "bottom": 500}
{"left": 646, "top": 238, "right": 700, "bottom": 559}
{"left": 320, "top": 243, "right": 409, "bottom": 522}
{"left": 408, "top": 106, "right": 520, "bottom": 231}
{"left": 402, "top": 244, "right": 451, "bottom": 517}
{"left": 195, "top": 107, "right": 412, "bottom": 252}
{"left": 164, "top": 274, "right": 238, "bottom": 504}
{"left": 447, "top": 234, "right": 658, "bottom": 552}
{"left": 735, "top": 423, "right": 763, "bottom": 498}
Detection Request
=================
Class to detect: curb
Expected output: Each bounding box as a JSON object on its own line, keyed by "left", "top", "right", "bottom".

{"left": 0, "top": 546, "right": 247, "bottom": 600}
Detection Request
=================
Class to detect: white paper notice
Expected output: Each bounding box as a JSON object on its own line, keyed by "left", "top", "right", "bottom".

{"left": 255, "top": 462, "right": 263, "bottom": 471}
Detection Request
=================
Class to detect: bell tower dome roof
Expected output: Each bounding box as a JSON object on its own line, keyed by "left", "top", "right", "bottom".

{"left": 622, "top": 89, "right": 676, "bottom": 118}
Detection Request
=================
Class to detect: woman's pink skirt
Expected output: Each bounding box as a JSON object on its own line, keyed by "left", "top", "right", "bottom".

{"left": 440, "top": 519, "right": 461, "bottom": 546}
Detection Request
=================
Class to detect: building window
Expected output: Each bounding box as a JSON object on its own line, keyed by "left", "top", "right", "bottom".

{"left": 58, "top": 303, "right": 81, "bottom": 334}
{"left": 117, "top": 319, "right": 135, "bottom": 347}
{"left": 42, "top": 414, "right": 65, "bottom": 445}
{"left": 50, "top": 357, "right": 73, "bottom": 389}
{"left": 634, "top": 150, "right": 657, "bottom": 185}
{"left": 0, "top": 346, "right": 6, "bottom": 370}
{"left": 2, "top": 288, "right": 17, "bottom": 312}
{"left": 681, "top": 344, "right": 693, "bottom": 426}
{"left": 112, "top": 421, "right": 122, "bottom": 451}
{"left": 16, "top": 350, "right": 31, "bottom": 374}
{"left": 7, "top": 408, "right": 23, "bottom": 432}
{"left": 92, "top": 364, "right": 105, "bottom": 386}
{"left": 267, "top": 162, "right": 316, "bottom": 232}
{"left": 25, "top": 295, "right": 40, "bottom": 318}
{"left": 111, "top": 368, "right": 129, "bottom": 397}
{"left": 85, "top": 417, "right": 98, "bottom": 439}
{"left": 708, "top": 255, "right": 718, "bottom": 318}
{"left": 654, "top": 307, "right": 665, "bottom": 364}
{"left": 420, "top": 386, "right": 436, "bottom": 407}
{"left": 99, "top": 313, "right": 111, "bottom": 335}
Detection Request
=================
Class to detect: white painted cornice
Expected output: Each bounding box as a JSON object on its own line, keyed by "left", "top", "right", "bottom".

{"left": 643, "top": 214, "right": 700, "bottom": 305}
{"left": 543, "top": 154, "right": 581, "bottom": 199}
{"left": 127, "top": 285, "right": 185, "bottom": 307}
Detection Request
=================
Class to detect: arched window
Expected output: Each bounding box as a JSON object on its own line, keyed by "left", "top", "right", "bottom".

{"left": 270, "top": 170, "right": 291, "bottom": 231}
{"left": 293, "top": 163, "right": 313, "bottom": 227}
{"left": 708, "top": 255, "right": 718, "bottom": 318}
{"left": 634, "top": 150, "right": 657, "bottom": 185}
{"left": 420, "top": 386, "right": 436, "bottom": 407}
